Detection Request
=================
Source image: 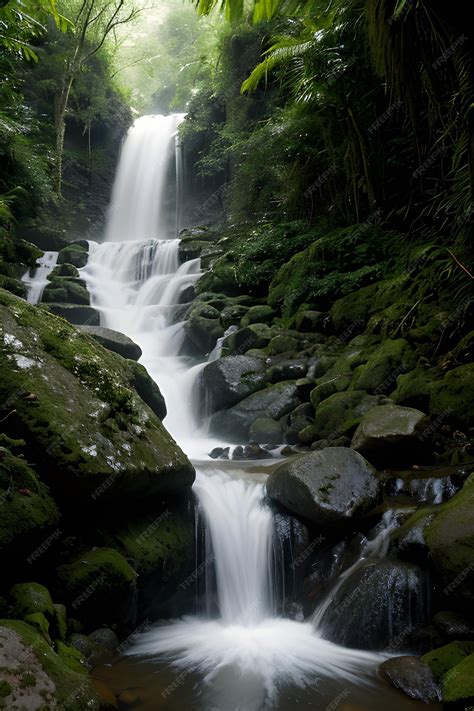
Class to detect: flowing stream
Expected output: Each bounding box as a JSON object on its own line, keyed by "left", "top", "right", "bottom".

{"left": 79, "top": 115, "right": 438, "bottom": 710}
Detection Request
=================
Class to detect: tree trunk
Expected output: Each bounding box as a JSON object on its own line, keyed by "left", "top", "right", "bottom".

{"left": 54, "top": 73, "right": 74, "bottom": 196}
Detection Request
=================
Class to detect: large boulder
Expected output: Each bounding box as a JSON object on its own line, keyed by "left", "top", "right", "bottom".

{"left": 0, "top": 450, "right": 60, "bottom": 554}
{"left": 379, "top": 656, "right": 441, "bottom": 703}
{"left": 299, "top": 390, "right": 390, "bottom": 444}
{"left": 240, "top": 305, "right": 275, "bottom": 327}
{"left": 210, "top": 381, "right": 301, "bottom": 441}
{"left": 0, "top": 289, "right": 194, "bottom": 508}
{"left": 184, "top": 302, "right": 224, "bottom": 355}
{"left": 56, "top": 547, "right": 137, "bottom": 632}
{"left": 201, "top": 354, "right": 266, "bottom": 413}
{"left": 43, "top": 303, "right": 100, "bottom": 326}
{"left": 42, "top": 278, "right": 90, "bottom": 306}
{"left": 222, "top": 323, "right": 274, "bottom": 355}
{"left": 78, "top": 325, "right": 142, "bottom": 361}
{"left": 429, "top": 363, "right": 474, "bottom": 427}
{"left": 249, "top": 417, "right": 283, "bottom": 445}
{"left": 266, "top": 447, "right": 381, "bottom": 525}
{"left": 56, "top": 243, "right": 89, "bottom": 268}
{"left": 425, "top": 474, "right": 474, "bottom": 603}
{"left": 0, "top": 620, "right": 99, "bottom": 710}
{"left": 351, "top": 404, "right": 428, "bottom": 467}
{"left": 352, "top": 338, "right": 417, "bottom": 394}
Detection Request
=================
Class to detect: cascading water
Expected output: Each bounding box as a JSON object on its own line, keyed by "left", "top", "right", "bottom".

{"left": 80, "top": 115, "right": 431, "bottom": 710}
{"left": 22, "top": 250, "right": 58, "bottom": 304}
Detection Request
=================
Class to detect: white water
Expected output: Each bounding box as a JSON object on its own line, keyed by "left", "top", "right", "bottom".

{"left": 22, "top": 250, "right": 58, "bottom": 304}
{"left": 81, "top": 114, "right": 388, "bottom": 708}
{"left": 105, "top": 114, "right": 185, "bottom": 242}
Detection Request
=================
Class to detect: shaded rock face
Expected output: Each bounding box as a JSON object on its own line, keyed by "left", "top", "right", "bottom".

{"left": 201, "top": 354, "right": 266, "bottom": 413}
{"left": 210, "top": 381, "right": 301, "bottom": 441}
{"left": 43, "top": 303, "right": 100, "bottom": 326}
{"left": 319, "top": 559, "right": 428, "bottom": 650}
{"left": 0, "top": 621, "right": 100, "bottom": 710}
{"left": 78, "top": 325, "right": 142, "bottom": 361}
{"left": 0, "top": 289, "right": 194, "bottom": 509}
{"left": 57, "top": 243, "right": 89, "bottom": 268}
{"left": 425, "top": 473, "right": 474, "bottom": 603}
{"left": 379, "top": 656, "right": 441, "bottom": 703}
{"left": 249, "top": 417, "right": 283, "bottom": 445}
{"left": 351, "top": 403, "right": 428, "bottom": 467}
{"left": 266, "top": 447, "right": 381, "bottom": 525}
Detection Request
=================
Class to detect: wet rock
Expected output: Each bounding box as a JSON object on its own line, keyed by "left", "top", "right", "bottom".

{"left": 10, "top": 582, "right": 55, "bottom": 620}
{"left": 209, "top": 446, "right": 230, "bottom": 460}
{"left": 88, "top": 627, "right": 119, "bottom": 651}
{"left": 439, "top": 653, "right": 474, "bottom": 703}
{"left": 201, "top": 354, "right": 266, "bottom": 413}
{"left": 57, "top": 243, "right": 89, "bottom": 268}
{"left": 266, "top": 334, "right": 299, "bottom": 355}
{"left": 391, "top": 367, "right": 434, "bottom": 411}
{"left": 294, "top": 310, "right": 327, "bottom": 333}
{"left": 388, "top": 508, "right": 435, "bottom": 563}
{"left": 351, "top": 404, "right": 429, "bottom": 467}
{"left": 220, "top": 303, "right": 248, "bottom": 328}
{"left": 425, "top": 473, "right": 474, "bottom": 602}
{"left": 222, "top": 323, "right": 273, "bottom": 355}
{"left": 266, "top": 447, "right": 381, "bottom": 525}
{"left": 19, "top": 226, "right": 69, "bottom": 252}
{"left": 433, "top": 611, "right": 474, "bottom": 639}
{"left": 56, "top": 547, "right": 137, "bottom": 633}
{"left": 79, "top": 325, "right": 142, "bottom": 361}
{"left": 44, "top": 302, "right": 100, "bottom": 325}
{"left": 0, "top": 620, "right": 99, "bottom": 709}
{"left": 126, "top": 359, "right": 167, "bottom": 420}
{"left": 0, "top": 290, "right": 194, "bottom": 505}
{"left": 210, "top": 381, "right": 301, "bottom": 441}
{"left": 42, "top": 278, "right": 90, "bottom": 306}
{"left": 266, "top": 359, "right": 307, "bottom": 384}
{"left": 184, "top": 302, "right": 225, "bottom": 355}
{"left": 243, "top": 443, "right": 269, "bottom": 459}
{"left": 249, "top": 417, "right": 283, "bottom": 445}
{"left": 430, "top": 363, "right": 474, "bottom": 427}
{"left": 69, "top": 632, "right": 110, "bottom": 666}
{"left": 352, "top": 338, "right": 417, "bottom": 394}
{"left": 379, "top": 656, "right": 441, "bottom": 702}
{"left": 423, "top": 641, "right": 474, "bottom": 682}
{"left": 240, "top": 305, "right": 275, "bottom": 327}
{"left": 300, "top": 390, "right": 390, "bottom": 445}
{"left": 48, "top": 262, "right": 80, "bottom": 279}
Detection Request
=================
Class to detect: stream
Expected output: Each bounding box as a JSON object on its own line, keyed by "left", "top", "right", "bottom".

{"left": 27, "top": 114, "right": 441, "bottom": 710}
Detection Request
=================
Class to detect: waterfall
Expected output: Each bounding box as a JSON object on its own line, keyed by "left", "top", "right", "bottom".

{"left": 22, "top": 250, "right": 58, "bottom": 304}
{"left": 80, "top": 114, "right": 388, "bottom": 709}
{"left": 105, "top": 114, "right": 185, "bottom": 242}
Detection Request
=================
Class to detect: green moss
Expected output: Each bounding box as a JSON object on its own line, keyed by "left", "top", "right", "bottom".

{"left": 0, "top": 274, "right": 26, "bottom": 297}
{"left": 441, "top": 653, "right": 474, "bottom": 702}
{"left": 19, "top": 671, "right": 36, "bottom": 688}
{"left": 56, "top": 244, "right": 88, "bottom": 268}
{"left": 24, "top": 612, "right": 51, "bottom": 642}
{"left": 423, "top": 641, "right": 474, "bottom": 681}
{"left": 10, "top": 583, "right": 55, "bottom": 619}
{"left": 241, "top": 305, "right": 275, "bottom": 327}
{"left": 0, "top": 681, "right": 11, "bottom": 699}
{"left": 0, "top": 619, "right": 99, "bottom": 710}
{"left": 56, "top": 640, "right": 88, "bottom": 676}
{"left": 391, "top": 367, "right": 436, "bottom": 411}
{"left": 352, "top": 338, "right": 417, "bottom": 394}
{"left": 425, "top": 474, "right": 474, "bottom": 601}
{"left": 429, "top": 364, "right": 474, "bottom": 427}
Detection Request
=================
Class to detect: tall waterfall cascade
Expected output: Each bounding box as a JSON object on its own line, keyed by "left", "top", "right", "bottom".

{"left": 78, "top": 114, "right": 394, "bottom": 709}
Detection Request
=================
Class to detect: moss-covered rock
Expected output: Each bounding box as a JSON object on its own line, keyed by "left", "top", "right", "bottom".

{"left": 429, "top": 364, "right": 474, "bottom": 427}
{"left": 23, "top": 612, "right": 51, "bottom": 642}
{"left": 423, "top": 641, "right": 474, "bottom": 681}
{"left": 10, "top": 582, "right": 55, "bottom": 620}
{"left": 56, "top": 547, "right": 137, "bottom": 632}
{"left": 300, "top": 390, "right": 390, "bottom": 444}
{"left": 440, "top": 653, "right": 474, "bottom": 703}
{"left": 266, "top": 334, "right": 299, "bottom": 355}
{"left": 0, "top": 289, "right": 194, "bottom": 507}
{"left": 391, "top": 367, "right": 436, "bottom": 411}
{"left": 184, "top": 302, "right": 224, "bottom": 355}
{"left": 42, "top": 277, "right": 91, "bottom": 306}
{"left": 310, "top": 349, "right": 368, "bottom": 408}
{"left": 351, "top": 338, "right": 417, "bottom": 394}
{"left": 43, "top": 302, "right": 100, "bottom": 325}
{"left": 240, "top": 305, "right": 275, "bottom": 327}
{"left": 57, "top": 243, "right": 89, "bottom": 268}
{"left": 425, "top": 474, "right": 474, "bottom": 602}
{"left": 48, "top": 263, "right": 80, "bottom": 279}
{"left": 210, "top": 381, "right": 301, "bottom": 441}
{"left": 201, "top": 354, "right": 266, "bottom": 413}
{"left": 78, "top": 325, "right": 142, "bottom": 361}
{"left": 351, "top": 404, "right": 429, "bottom": 467}
{"left": 0, "top": 450, "right": 60, "bottom": 553}
{"left": 249, "top": 417, "right": 283, "bottom": 445}
{"left": 0, "top": 620, "right": 99, "bottom": 710}
{"left": 222, "top": 323, "right": 274, "bottom": 356}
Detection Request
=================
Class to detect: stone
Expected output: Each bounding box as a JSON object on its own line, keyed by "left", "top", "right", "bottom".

{"left": 425, "top": 474, "right": 474, "bottom": 602}
{"left": 222, "top": 323, "right": 273, "bottom": 355}
{"left": 352, "top": 338, "right": 417, "bottom": 394}
{"left": 423, "top": 641, "right": 474, "bottom": 681}
{"left": 43, "top": 302, "right": 100, "bottom": 325}
{"left": 351, "top": 404, "right": 429, "bottom": 467}
{"left": 56, "top": 548, "right": 137, "bottom": 633}
{"left": 379, "top": 656, "right": 441, "bottom": 702}
{"left": 210, "top": 381, "right": 301, "bottom": 441}
{"left": 10, "top": 582, "right": 55, "bottom": 620}
{"left": 433, "top": 611, "right": 474, "bottom": 639}
{"left": 299, "top": 390, "right": 390, "bottom": 445}
{"left": 266, "top": 447, "right": 381, "bottom": 525}
{"left": 57, "top": 243, "right": 89, "bottom": 268}
{"left": 266, "top": 334, "right": 299, "bottom": 355}
{"left": 0, "top": 620, "right": 99, "bottom": 710}
{"left": 0, "top": 289, "right": 194, "bottom": 507}
{"left": 78, "top": 325, "right": 142, "bottom": 361}
{"left": 240, "top": 305, "right": 275, "bottom": 327}
{"left": 429, "top": 363, "right": 474, "bottom": 427}
{"left": 42, "top": 278, "right": 90, "bottom": 306}
{"left": 249, "top": 417, "right": 283, "bottom": 445}
{"left": 440, "top": 653, "right": 474, "bottom": 703}
{"left": 88, "top": 628, "right": 119, "bottom": 651}
{"left": 201, "top": 354, "right": 266, "bottom": 413}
